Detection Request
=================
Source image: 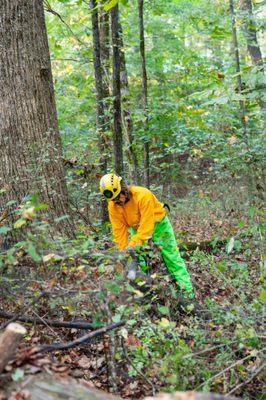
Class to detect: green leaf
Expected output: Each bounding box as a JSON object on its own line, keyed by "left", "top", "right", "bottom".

{"left": 104, "top": 281, "right": 121, "bottom": 295}
{"left": 112, "top": 314, "right": 121, "bottom": 323}
{"left": 226, "top": 237, "right": 235, "bottom": 254}
{"left": 103, "top": 0, "right": 119, "bottom": 12}
{"left": 12, "top": 368, "right": 24, "bottom": 382}
{"left": 259, "top": 287, "right": 266, "bottom": 302}
{"left": 27, "top": 242, "right": 41, "bottom": 262}
{"left": 0, "top": 225, "right": 11, "bottom": 234}
{"left": 6, "top": 200, "right": 16, "bottom": 207}
{"left": 14, "top": 219, "right": 27, "bottom": 229}
{"left": 216, "top": 261, "right": 227, "bottom": 273}
{"left": 127, "top": 319, "right": 137, "bottom": 326}
{"left": 158, "top": 305, "right": 170, "bottom": 316}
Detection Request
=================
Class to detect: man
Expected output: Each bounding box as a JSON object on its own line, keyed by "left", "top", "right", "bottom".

{"left": 99, "top": 173, "right": 194, "bottom": 300}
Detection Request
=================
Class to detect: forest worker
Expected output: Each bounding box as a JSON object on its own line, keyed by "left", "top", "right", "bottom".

{"left": 99, "top": 173, "right": 195, "bottom": 302}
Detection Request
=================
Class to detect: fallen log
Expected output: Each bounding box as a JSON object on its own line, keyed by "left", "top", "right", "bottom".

{"left": 6, "top": 374, "right": 121, "bottom": 400}
{"left": 0, "top": 323, "right": 26, "bottom": 373}
{"left": 0, "top": 310, "right": 94, "bottom": 330}
{"left": 144, "top": 392, "right": 240, "bottom": 400}
{"left": 4, "top": 374, "right": 241, "bottom": 400}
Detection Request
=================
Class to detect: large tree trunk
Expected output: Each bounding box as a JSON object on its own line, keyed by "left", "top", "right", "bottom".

{"left": 0, "top": 0, "right": 74, "bottom": 237}
{"left": 229, "top": 0, "right": 247, "bottom": 135}
{"left": 118, "top": 22, "right": 140, "bottom": 184}
{"left": 90, "top": 0, "right": 108, "bottom": 222}
{"left": 110, "top": 4, "right": 123, "bottom": 176}
{"left": 138, "top": 0, "right": 150, "bottom": 187}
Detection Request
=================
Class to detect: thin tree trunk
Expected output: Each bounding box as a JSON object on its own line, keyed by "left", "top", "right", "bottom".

{"left": 90, "top": 0, "right": 108, "bottom": 222}
{"left": 99, "top": 7, "right": 111, "bottom": 100}
{"left": 111, "top": 4, "right": 123, "bottom": 176}
{"left": 118, "top": 23, "right": 140, "bottom": 184}
{"left": 240, "top": 0, "right": 265, "bottom": 110}
{"left": 0, "top": 0, "right": 75, "bottom": 239}
{"left": 229, "top": 0, "right": 247, "bottom": 135}
{"left": 138, "top": 0, "right": 150, "bottom": 187}
{"left": 240, "top": 0, "right": 264, "bottom": 67}
{"left": 99, "top": 6, "right": 113, "bottom": 172}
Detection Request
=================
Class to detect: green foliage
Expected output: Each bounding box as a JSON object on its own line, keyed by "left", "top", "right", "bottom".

{"left": 0, "top": 196, "right": 264, "bottom": 398}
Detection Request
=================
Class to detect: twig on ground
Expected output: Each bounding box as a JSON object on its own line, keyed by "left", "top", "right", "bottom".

{"left": 197, "top": 349, "right": 265, "bottom": 390}
{"left": 0, "top": 311, "right": 94, "bottom": 330}
{"left": 183, "top": 336, "right": 266, "bottom": 360}
{"left": 31, "top": 310, "right": 64, "bottom": 343}
{"left": 30, "top": 321, "right": 125, "bottom": 354}
{"left": 120, "top": 337, "right": 156, "bottom": 396}
{"left": 225, "top": 362, "right": 265, "bottom": 397}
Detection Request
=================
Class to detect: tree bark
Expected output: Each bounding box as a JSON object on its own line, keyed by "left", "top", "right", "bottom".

{"left": 0, "top": 310, "right": 95, "bottom": 330}
{"left": 0, "top": 0, "right": 74, "bottom": 238}
{"left": 145, "top": 393, "right": 240, "bottom": 400}
{"left": 5, "top": 374, "right": 241, "bottom": 400}
{"left": 90, "top": 0, "right": 108, "bottom": 222}
{"left": 138, "top": 0, "right": 150, "bottom": 187}
{"left": 118, "top": 22, "right": 140, "bottom": 184}
{"left": 229, "top": 0, "right": 247, "bottom": 135}
{"left": 240, "top": 0, "right": 265, "bottom": 110}
{"left": 240, "top": 0, "right": 264, "bottom": 67}
{"left": 99, "top": 6, "right": 111, "bottom": 100}
{"left": 0, "top": 323, "right": 26, "bottom": 373}
{"left": 111, "top": 4, "right": 123, "bottom": 176}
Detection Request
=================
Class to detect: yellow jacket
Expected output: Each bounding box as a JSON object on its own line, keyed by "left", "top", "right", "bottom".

{"left": 108, "top": 186, "right": 166, "bottom": 250}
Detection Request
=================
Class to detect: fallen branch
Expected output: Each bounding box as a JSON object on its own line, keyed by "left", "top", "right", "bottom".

{"left": 225, "top": 362, "right": 265, "bottom": 397}
{"left": 121, "top": 337, "right": 156, "bottom": 396}
{"left": 0, "top": 310, "right": 95, "bottom": 330}
{"left": 197, "top": 349, "right": 265, "bottom": 390}
{"left": 30, "top": 321, "right": 125, "bottom": 355}
{"left": 0, "top": 323, "right": 27, "bottom": 373}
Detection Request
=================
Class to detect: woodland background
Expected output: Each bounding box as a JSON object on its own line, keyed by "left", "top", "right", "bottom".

{"left": 0, "top": 0, "right": 265, "bottom": 399}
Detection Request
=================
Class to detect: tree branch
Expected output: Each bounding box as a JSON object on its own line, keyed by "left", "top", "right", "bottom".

{"left": 31, "top": 321, "right": 125, "bottom": 354}
{"left": 0, "top": 310, "right": 95, "bottom": 330}
{"left": 120, "top": 336, "right": 156, "bottom": 396}
{"left": 226, "top": 362, "right": 265, "bottom": 397}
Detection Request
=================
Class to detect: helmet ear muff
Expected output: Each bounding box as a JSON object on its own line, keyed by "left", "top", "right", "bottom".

{"left": 99, "top": 174, "right": 122, "bottom": 200}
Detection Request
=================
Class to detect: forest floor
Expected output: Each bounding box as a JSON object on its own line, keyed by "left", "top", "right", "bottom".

{"left": 0, "top": 183, "right": 264, "bottom": 400}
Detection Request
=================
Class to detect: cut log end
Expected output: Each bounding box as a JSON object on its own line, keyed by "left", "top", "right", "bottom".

{"left": 5, "top": 323, "right": 27, "bottom": 335}
{"left": 0, "top": 322, "right": 27, "bottom": 373}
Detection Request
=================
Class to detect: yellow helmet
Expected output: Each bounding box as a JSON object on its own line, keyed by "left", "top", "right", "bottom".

{"left": 99, "top": 173, "right": 122, "bottom": 200}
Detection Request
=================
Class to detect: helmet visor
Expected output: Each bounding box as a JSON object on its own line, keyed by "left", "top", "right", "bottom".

{"left": 103, "top": 189, "right": 113, "bottom": 199}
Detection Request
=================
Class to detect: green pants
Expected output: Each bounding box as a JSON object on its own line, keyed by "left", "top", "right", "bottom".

{"left": 130, "top": 216, "right": 194, "bottom": 298}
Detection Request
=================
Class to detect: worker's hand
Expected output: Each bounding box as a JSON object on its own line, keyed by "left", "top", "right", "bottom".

{"left": 124, "top": 246, "right": 136, "bottom": 256}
